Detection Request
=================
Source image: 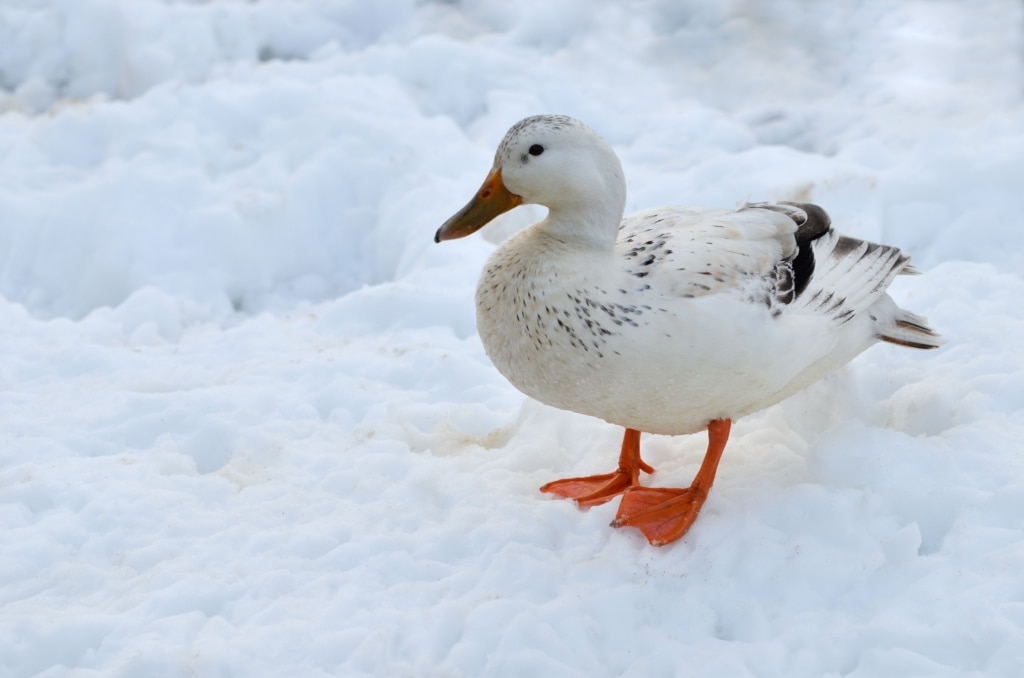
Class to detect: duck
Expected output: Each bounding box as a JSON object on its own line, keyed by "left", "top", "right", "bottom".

{"left": 434, "top": 114, "right": 943, "bottom": 546}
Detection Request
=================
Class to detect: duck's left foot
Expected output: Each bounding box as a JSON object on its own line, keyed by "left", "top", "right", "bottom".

{"left": 611, "top": 418, "right": 733, "bottom": 546}
{"left": 540, "top": 428, "right": 652, "bottom": 508}
{"left": 611, "top": 487, "right": 706, "bottom": 546}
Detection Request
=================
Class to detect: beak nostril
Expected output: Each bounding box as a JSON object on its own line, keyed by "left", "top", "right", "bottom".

{"left": 480, "top": 189, "right": 492, "bottom": 199}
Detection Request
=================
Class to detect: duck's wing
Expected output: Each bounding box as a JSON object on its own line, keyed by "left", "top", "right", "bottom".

{"left": 617, "top": 201, "right": 942, "bottom": 347}
{"left": 615, "top": 201, "right": 820, "bottom": 305}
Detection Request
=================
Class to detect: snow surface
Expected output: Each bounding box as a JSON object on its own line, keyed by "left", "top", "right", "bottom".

{"left": 2, "top": 0, "right": 1023, "bottom": 675}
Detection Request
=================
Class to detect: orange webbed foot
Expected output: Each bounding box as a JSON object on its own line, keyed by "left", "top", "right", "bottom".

{"left": 540, "top": 428, "right": 653, "bottom": 508}
{"left": 541, "top": 470, "right": 640, "bottom": 507}
{"left": 610, "top": 419, "right": 732, "bottom": 546}
{"left": 611, "top": 486, "right": 707, "bottom": 546}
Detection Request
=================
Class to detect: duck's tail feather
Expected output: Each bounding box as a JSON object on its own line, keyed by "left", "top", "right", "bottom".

{"left": 784, "top": 223, "right": 945, "bottom": 350}
{"left": 879, "top": 308, "right": 945, "bottom": 349}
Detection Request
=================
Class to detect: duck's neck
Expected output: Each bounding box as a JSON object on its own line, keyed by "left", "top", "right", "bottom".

{"left": 539, "top": 182, "right": 626, "bottom": 251}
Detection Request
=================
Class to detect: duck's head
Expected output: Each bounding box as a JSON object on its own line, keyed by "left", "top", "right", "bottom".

{"left": 435, "top": 115, "right": 626, "bottom": 247}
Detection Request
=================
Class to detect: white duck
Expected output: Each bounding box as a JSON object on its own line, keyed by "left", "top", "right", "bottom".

{"left": 435, "top": 115, "right": 942, "bottom": 546}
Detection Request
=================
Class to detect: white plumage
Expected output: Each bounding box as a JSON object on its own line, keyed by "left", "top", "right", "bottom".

{"left": 436, "top": 114, "right": 942, "bottom": 545}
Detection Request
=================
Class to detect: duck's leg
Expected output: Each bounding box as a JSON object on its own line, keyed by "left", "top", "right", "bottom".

{"left": 540, "top": 428, "right": 654, "bottom": 508}
{"left": 612, "top": 419, "right": 731, "bottom": 546}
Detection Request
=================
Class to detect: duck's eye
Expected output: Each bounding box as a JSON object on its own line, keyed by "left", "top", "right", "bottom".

{"left": 528, "top": 144, "right": 544, "bottom": 156}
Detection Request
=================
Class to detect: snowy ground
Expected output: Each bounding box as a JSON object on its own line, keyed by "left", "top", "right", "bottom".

{"left": 2, "top": 1, "right": 1023, "bottom": 676}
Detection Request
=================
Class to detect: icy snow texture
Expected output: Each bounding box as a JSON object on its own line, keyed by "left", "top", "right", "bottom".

{"left": 1, "top": 1, "right": 1023, "bottom": 676}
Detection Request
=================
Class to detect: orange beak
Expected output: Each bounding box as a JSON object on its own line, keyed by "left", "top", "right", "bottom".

{"left": 434, "top": 168, "right": 523, "bottom": 243}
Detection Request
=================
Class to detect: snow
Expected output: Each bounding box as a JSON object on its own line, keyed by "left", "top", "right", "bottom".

{"left": 1, "top": 0, "right": 1023, "bottom": 675}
